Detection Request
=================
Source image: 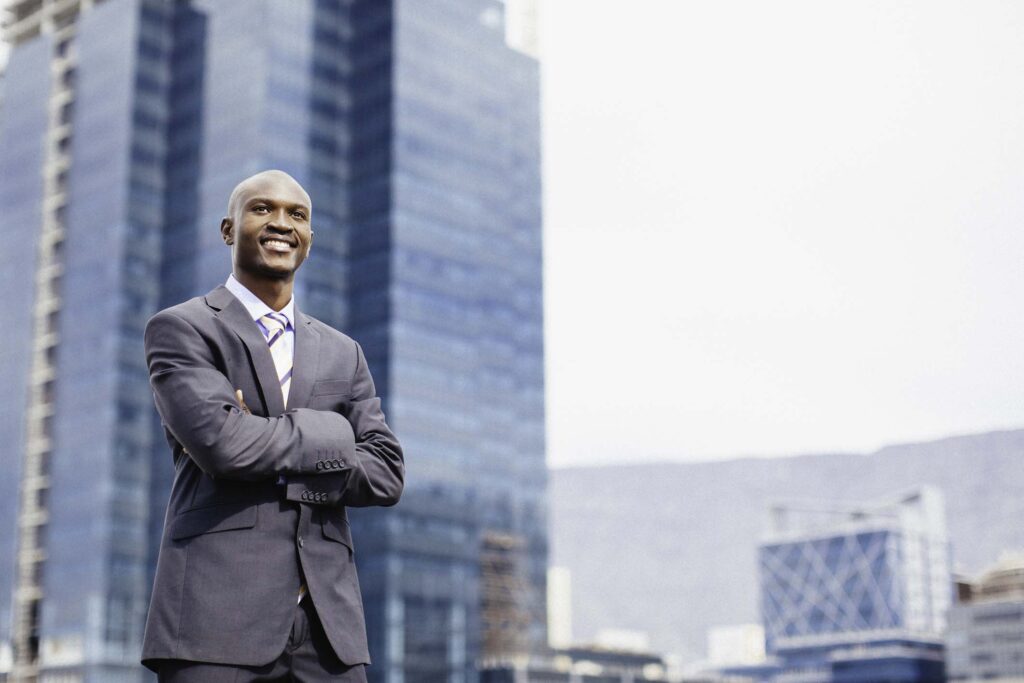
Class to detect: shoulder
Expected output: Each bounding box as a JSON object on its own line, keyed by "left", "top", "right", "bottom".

{"left": 144, "top": 296, "right": 225, "bottom": 351}
{"left": 147, "top": 296, "right": 211, "bottom": 329}
{"left": 301, "top": 314, "right": 375, "bottom": 384}
{"left": 302, "top": 313, "right": 361, "bottom": 350}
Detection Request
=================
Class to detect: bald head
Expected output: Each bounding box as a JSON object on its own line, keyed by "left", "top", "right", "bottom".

{"left": 227, "top": 170, "right": 311, "bottom": 220}
{"left": 220, "top": 169, "right": 314, "bottom": 300}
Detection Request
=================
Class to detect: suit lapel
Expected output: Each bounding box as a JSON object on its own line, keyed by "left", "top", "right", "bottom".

{"left": 288, "top": 309, "right": 320, "bottom": 410}
{"left": 205, "top": 285, "right": 286, "bottom": 417}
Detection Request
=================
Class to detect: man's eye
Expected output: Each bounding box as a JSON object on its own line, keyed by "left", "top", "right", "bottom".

{"left": 292, "top": 211, "right": 307, "bottom": 220}
{"left": 252, "top": 205, "right": 269, "bottom": 213}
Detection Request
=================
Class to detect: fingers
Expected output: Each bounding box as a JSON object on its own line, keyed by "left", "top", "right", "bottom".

{"left": 235, "top": 389, "right": 251, "bottom": 414}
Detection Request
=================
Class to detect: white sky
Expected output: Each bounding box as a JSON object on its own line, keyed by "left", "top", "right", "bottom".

{"left": 539, "top": 0, "right": 1024, "bottom": 467}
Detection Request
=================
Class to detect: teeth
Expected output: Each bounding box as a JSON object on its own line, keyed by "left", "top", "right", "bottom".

{"left": 264, "top": 239, "right": 292, "bottom": 248}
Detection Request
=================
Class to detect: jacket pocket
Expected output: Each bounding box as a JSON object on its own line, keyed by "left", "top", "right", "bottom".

{"left": 312, "top": 379, "right": 351, "bottom": 397}
{"left": 170, "top": 501, "right": 258, "bottom": 541}
{"left": 321, "top": 511, "right": 354, "bottom": 551}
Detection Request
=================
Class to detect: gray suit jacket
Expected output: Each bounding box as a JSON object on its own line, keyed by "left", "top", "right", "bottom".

{"left": 141, "top": 285, "right": 403, "bottom": 669}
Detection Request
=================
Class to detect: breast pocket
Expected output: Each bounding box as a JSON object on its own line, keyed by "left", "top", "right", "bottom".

{"left": 310, "top": 379, "right": 351, "bottom": 410}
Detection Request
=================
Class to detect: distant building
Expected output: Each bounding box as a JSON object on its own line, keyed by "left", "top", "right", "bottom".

{"left": 481, "top": 643, "right": 671, "bottom": 683}
{"left": 708, "top": 624, "right": 766, "bottom": 667}
{"left": 731, "top": 486, "right": 952, "bottom": 682}
{"left": 946, "top": 552, "right": 1024, "bottom": 681}
{"left": 547, "top": 567, "right": 573, "bottom": 650}
{"left": 593, "top": 629, "right": 652, "bottom": 653}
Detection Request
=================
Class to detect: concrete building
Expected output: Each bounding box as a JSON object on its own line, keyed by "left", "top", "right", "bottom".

{"left": 946, "top": 552, "right": 1024, "bottom": 681}
{"left": 0, "top": 0, "right": 546, "bottom": 681}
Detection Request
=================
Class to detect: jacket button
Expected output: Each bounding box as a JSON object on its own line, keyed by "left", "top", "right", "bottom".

{"left": 298, "top": 536, "right": 304, "bottom": 548}
{"left": 316, "top": 461, "right": 323, "bottom": 470}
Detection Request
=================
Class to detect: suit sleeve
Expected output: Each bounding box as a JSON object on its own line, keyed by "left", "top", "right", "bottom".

{"left": 285, "top": 341, "right": 405, "bottom": 508}
{"left": 145, "top": 310, "right": 357, "bottom": 481}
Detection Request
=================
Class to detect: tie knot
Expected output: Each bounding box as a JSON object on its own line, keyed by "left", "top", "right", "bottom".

{"left": 260, "top": 312, "right": 289, "bottom": 336}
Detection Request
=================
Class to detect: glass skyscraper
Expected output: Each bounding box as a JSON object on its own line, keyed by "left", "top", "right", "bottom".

{"left": 0, "top": 1, "right": 546, "bottom": 681}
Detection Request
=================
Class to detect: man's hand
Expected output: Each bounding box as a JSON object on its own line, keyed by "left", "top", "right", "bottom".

{"left": 235, "top": 389, "right": 251, "bottom": 414}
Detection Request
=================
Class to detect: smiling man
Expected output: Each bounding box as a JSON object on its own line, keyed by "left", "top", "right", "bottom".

{"left": 141, "top": 170, "right": 404, "bottom": 682}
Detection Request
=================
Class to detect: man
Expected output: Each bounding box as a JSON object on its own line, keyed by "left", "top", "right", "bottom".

{"left": 141, "top": 170, "right": 404, "bottom": 682}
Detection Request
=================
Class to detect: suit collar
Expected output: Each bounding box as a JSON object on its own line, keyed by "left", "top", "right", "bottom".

{"left": 289, "top": 310, "right": 319, "bottom": 410}
{"left": 206, "top": 285, "right": 285, "bottom": 416}
{"left": 205, "top": 284, "right": 235, "bottom": 311}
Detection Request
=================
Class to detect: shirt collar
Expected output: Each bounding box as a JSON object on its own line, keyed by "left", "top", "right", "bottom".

{"left": 225, "top": 274, "right": 295, "bottom": 327}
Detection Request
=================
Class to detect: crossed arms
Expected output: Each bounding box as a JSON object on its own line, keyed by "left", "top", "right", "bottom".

{"left": 145, "top": 310, "right": 404, "bottom": 507}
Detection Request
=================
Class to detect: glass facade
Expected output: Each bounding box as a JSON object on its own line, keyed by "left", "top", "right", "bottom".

{"left": 761, "top": 530, "right": 904, "bottom": 643}
{"left": 0, "top": 1, "right": 545, "bottom": 681}
{"left": 752, "top": 488, "right": 951, "bottom": 682}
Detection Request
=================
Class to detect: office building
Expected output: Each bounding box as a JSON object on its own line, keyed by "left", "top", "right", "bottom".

{"left": 751, "top": 487, "right": 951, "bottom": 682}
{"left": 946, "top": 552, "right": 1024, "bottom": 681}
{"left": 0, "top": 0, "right": 546, "bottom": 681}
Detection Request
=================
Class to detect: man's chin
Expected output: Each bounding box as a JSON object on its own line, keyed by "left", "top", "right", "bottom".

{"left": 252, "top": 262, "right": 298, "bottom": 281}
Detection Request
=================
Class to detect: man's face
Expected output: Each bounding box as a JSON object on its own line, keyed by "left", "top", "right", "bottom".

{"left": 221, "top": 173, "right": 313, "bottom": 281}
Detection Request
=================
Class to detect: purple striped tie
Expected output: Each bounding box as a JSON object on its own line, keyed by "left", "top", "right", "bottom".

{"left": 259, "top": 312, "right": 291, "bottom": 407}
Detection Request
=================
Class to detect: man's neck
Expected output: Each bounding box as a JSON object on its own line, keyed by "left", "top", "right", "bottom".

{"left": 233, "top": 270, "right": 293, "bottom": 312}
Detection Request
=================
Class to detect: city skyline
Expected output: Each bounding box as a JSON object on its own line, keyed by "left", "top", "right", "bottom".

{"left": 549, "top": 427, "right": 1024, "bottom": 663}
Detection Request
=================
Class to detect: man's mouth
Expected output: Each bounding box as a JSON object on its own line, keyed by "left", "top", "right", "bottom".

{"left": 260, "top": 237, "right": 296, "bottom": 253}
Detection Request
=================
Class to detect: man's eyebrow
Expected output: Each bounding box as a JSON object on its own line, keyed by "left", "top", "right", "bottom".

{"left": 245, "top": 196, "right": 310, "bottom": 211}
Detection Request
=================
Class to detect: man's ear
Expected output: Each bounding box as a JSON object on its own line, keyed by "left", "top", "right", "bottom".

{"left": 305, "top": 230, "right": 314, "bottom": 257}
{"left": 220, "top": 217, "right": 234, "bottom": 245}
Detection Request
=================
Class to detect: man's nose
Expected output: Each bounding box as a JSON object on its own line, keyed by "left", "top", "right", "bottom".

{"left": 266, "top": 209, "right": 295, "bottom": 231}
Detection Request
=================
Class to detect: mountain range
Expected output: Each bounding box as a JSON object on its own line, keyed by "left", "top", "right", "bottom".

{"left": 549, "top": 428, "right": 1024, "bottom": 663}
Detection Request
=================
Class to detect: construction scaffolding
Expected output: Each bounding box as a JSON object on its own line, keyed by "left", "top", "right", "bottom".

{"left": 480, "top": 530, "right": 533, "bottom": 662}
